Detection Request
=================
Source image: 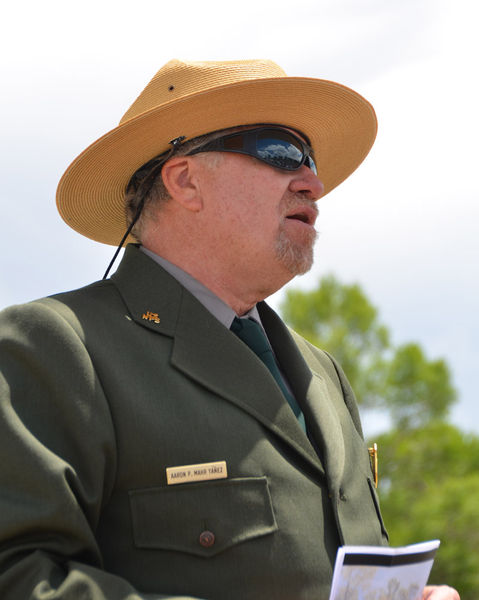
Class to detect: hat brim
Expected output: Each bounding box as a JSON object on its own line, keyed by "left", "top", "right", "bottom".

{"left": 56, "top": 76, "right": 377, "bottom": 246}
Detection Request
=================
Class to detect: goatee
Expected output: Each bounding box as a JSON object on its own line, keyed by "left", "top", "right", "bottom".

{"left": 275, "top": 226, "right": 317, "bottom": 275}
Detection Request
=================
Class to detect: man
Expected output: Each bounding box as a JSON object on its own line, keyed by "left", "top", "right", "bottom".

{"left": 0, "top": 59, "right": 458, "bottom": 599}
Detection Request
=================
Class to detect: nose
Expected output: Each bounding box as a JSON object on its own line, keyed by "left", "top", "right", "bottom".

{"left": 288, "top": 165, "right": 325, "bottom": 201}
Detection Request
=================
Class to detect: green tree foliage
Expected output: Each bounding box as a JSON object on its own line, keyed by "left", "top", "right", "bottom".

{"left": 376, "top": 423, "right": 479, "bottom": 599}
{"left": 386, "top": 343, "right": 456, "bottom": 429}
{"left": 280, "top": 275, "right": 456, "bottom": 427}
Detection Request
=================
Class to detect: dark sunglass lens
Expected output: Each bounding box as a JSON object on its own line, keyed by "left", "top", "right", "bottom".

{"left": 222, "top": 133, "right": 244, "bottom": 152}
{"left": 256, "top": 132, "right": 303, "bottom": 170}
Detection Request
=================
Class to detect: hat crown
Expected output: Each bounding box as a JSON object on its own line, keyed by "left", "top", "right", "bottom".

{"left": 120, "top": 59, "right": 287, "bottom": 124}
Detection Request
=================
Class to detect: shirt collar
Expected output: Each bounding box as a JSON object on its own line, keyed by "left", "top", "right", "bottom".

{"left": 141, "top": 247, "right": 262, "bottom": 330}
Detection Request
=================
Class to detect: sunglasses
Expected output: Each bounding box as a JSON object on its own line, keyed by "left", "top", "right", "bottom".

{"left": 187, "top": 127, "right": 318, "bottom": 175}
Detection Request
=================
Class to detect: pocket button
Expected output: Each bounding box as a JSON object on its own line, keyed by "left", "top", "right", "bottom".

{"left": 199, "top": 530, "right": 215, "bottom": 548}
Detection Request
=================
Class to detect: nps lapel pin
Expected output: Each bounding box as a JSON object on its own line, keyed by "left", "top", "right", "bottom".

{"left": 142, "top": 311, "right": 160, "bottom": 324}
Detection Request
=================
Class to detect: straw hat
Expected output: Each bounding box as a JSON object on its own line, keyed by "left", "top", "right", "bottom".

{"left": 56, "top": 59, "right": 377, "bottom": 246}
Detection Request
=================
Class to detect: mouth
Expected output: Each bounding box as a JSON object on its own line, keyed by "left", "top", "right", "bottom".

{"left": 285, "top": 206, "right": 318, "bottom": 227}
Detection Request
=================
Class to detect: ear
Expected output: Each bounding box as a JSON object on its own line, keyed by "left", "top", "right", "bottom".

{"left": 161, "top": 156, "right": 203, "bottom": 212}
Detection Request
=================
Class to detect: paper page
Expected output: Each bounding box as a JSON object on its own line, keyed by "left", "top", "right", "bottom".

{"left": 329, "top": 540, "right": 440, "bottom": 600}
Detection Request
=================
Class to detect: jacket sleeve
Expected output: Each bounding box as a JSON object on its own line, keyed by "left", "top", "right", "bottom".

{"left": 0, "top": 301, "right": 202, "bottom": 600}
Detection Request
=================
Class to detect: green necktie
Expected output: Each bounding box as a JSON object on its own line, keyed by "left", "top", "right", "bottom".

{"left": 231, "top": 317, "right": 306, "bottom": 432}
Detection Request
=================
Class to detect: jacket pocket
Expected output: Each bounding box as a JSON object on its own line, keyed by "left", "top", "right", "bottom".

{"left": 367, "top": 476, "right": 389, "bottom": 542}
{"left": 129, "top": 476, "right": 278, "bottom": 557}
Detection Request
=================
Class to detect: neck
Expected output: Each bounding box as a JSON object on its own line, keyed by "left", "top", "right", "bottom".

{"left": 140, "top": 205, "right": 295, "bottom": 315}
{"left": 141, "top": 241, "right": 292, "bottom": 316}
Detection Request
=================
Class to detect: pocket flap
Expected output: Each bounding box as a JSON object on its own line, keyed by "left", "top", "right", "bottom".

{"left": 129, "top": 476, "right": 277, "bottom": 557}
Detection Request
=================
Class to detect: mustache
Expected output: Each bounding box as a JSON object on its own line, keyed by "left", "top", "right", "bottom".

{"left": 282, "top": 193, "right": 319, "bottom": 212}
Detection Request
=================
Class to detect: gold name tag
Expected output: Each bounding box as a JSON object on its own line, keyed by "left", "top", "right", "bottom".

{"left": 166, "top": 460, "right": 228, "bottom": 485}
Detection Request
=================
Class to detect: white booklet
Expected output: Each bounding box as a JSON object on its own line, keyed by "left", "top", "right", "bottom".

{"left": 329, "top": 540, "right": 440, "bottom": 600}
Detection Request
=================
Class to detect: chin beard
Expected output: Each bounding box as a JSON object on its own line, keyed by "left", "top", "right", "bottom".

{"left": 275, "top": 227, "right": 317, "bottom": 275}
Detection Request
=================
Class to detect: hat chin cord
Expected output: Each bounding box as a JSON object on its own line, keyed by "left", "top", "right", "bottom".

{"left": 101, "top": 196, "right": 145, "bottom": 280}
{"left": 102, "top": 136, "right": 186, "bottom": 280}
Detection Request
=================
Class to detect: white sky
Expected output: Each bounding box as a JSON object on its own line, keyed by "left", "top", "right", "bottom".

{"left": 1, "top": 0, "right": 478, "bottom": 434}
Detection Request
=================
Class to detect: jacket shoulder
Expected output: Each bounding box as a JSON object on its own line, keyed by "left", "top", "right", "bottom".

{"left": 0, "top": 279, "right": 124, "bottom": 338}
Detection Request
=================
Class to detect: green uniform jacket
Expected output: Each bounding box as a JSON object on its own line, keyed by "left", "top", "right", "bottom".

{"left": 0, "top": 245, "right": 388, "bottom": 600}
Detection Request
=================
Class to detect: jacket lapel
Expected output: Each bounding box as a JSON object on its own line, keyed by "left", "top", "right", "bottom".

{"left": 303, "top": 371, "right": 346, "bottom": 493}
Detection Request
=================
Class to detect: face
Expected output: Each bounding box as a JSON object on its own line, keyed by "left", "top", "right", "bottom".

{"left": 193, "top": 138, "right": 324, "bottom": 289}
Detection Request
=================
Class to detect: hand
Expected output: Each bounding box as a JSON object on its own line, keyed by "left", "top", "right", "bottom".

{"left": 422, "top": 585, "right": 460, "bottom": 600}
